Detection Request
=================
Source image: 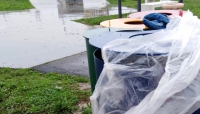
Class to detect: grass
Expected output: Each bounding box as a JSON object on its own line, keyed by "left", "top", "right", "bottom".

{"left": 108, "top": 0, "right": 145, "bottom": 9}
{"left": 109, "top": 0, "right": 200, "bottom": 18}
{"left": 108, "top": 0, "right": 200, "bottom": 18}
{"left": 182, "top": 0, "right": 200, "bottom": 18}
{"left": 81, "top": 103, "right": 92, "bottom": 114}
{"left": 74, "top": 0, "right": 200, "bottom": 25}
{"left": 0, "top": 68, "right": 91, "bottom": 114}
{"left": 108, "top": 0, "right": 162, "bottom": 9}
{"left": 72, "top": 0, "right": 159, "bottom": 25}
{"left": 73, "top": 13, "right": 131, "bottom": 26}
{"left": 0, "top": 0, "right": 34, "bottom": 11}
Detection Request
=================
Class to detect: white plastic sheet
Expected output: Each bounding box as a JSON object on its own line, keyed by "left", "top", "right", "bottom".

{"left": 90, "top": 11, "right": 200, "bottom": 114}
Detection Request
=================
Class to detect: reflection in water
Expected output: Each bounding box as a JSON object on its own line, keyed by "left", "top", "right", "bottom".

{"left": 56, "top": 0, "right": 136, "bottom": 37}
{"left": 57, "top": 0, "right": 136, "bottom": 19}
{"left": 0, "top": 0, "right": 136, "bottom": 68}
{"left": 58, "top": 4, "right": 84, "bottom": 16}
{"left": 84, "top": 7, "right": 109, "bottom": 18}
{"left": 57, "top": 0, "right": 84, "bottom": 18}
{"left": 64, "top": 27, "right": 67, "bottom": 35}
{"left": 66, "top": 0, "right": 83, "bottom": 5}
{"left": 61, "top": 15, "right": 66, "bottom": 25}
{"left": 35, "top": 10, "right": 41, "bottom": 22}
{"left": 3, "top": 13, "right": 7, "bottom": 22}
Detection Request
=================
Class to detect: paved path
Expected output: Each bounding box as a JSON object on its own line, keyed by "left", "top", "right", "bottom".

{"left": 32, "top": 51, "right": 89, "bottom": 77}
{"left": 0, "top": 0, "right": 135, "bottom": 76}
{"left": 0, "top": 0, "right": 89, "bottom": 68}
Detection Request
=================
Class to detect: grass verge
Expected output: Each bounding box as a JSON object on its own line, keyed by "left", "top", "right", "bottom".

{"left": 72, "top": 0, "right": 159, "bottom": 25}
{"left": 0, "top": 68, "right": 91, "bottom": 114}
{"left": 0, "top": 0, "right": 34, "bottom": 11}
{"left": 111, "top": 0, "right": 200, "bottom": 18}
{"left": 73, "top": 13, "right": 130, "bottom": 26}
{"left": 74, "top": 0, "right": 200, "bottom": 25}
{"left": 108, "top": 0, "right": 145, "bottom": 9}
{"left": 182, "top": 0, "right": 200, "bottom": 18}
{"left": 108, "top": 0, "right": 200, "bottom": 17}
{"left": 107, "top": 0, "right": 162, "bottom": 9}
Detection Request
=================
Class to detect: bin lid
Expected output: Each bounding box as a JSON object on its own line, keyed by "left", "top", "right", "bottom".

{"left": 83, "top": 28, "right": 128, "bottom": 39}
{"left": 104, "top": 32, "right": 171, "bottom": 56}
{"left": 89, "top": 30, "right": 160, "bottom": 49}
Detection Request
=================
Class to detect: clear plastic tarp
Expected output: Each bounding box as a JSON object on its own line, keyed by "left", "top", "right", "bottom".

{"left": 90, "top": 11, "right": 200, "bottom": 114}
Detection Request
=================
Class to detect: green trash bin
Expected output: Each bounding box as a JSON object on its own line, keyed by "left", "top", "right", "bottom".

{"left": 83, "top": 28, "right": 122, "bottom": 92}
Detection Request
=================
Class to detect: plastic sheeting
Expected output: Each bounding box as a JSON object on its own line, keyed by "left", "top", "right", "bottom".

{"left": 90, "top": 11, "right": 200, "bottom": 114}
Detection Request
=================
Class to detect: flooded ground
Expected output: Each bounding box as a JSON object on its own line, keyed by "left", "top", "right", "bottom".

{"left": 0, "top": 0, "right": 136, "bottom": 68}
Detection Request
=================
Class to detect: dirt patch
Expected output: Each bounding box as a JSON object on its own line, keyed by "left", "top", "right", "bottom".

{"left": 73, "top": 83, "right": 91, "bottom": 114}
{"left": 73, "top": 103, "right": 88, "bottom": 114}
{"left": 78, "top": 83, "right": 91, "bottom": 90}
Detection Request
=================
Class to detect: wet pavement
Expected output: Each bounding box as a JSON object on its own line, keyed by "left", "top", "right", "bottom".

{"left": 32, "top": 51, "right": 89, "bottom": 77}
{"left": 0, "top": 0, "right": 136, "bottom": 70}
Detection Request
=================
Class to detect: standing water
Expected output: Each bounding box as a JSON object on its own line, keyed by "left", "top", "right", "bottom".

{"left": 0, "top": 0, "right": 136, "bottom": 68}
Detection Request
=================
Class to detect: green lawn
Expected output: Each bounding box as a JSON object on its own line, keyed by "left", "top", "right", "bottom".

{"left": 182, "top": 0, "right": 200, "bottom": 18}
{"left": 108, "top": 0, "right": 166, "bottom": 9}
{"left": 108, "top": 0, "right": 146, "bottom": 9}
{"left": 0, "top": 0, "right": 34, "bottom": 11}
{"left": 109, "top": 0, "right": 200, "bottom": 18}
{"left": 74, "top": 0, "right": 200, "bottom": 25}
{"left": 73, "top": 13, "right": 130, "bottom": 26}
{"left": 0, "top": 68, "right": 91, "bottom": 114}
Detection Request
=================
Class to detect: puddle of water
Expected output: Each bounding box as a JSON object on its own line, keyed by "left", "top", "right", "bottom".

{"left": 0, "top": 0, "right": 136, "bottom": 68}
{"left": 58, "top": 0, "right": 136, "bottom": 19}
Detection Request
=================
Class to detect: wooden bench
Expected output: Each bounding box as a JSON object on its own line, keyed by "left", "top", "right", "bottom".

{"left": 141, "top": 0, "right": 178, "bottom": 11}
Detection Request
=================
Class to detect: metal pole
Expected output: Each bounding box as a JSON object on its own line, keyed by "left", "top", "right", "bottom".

{"left": 179, "top": 0, "right": 183, "bottom": 3}
{"left": 118, "top": 0, "right": 122, "bottom": 18}
{"left": 137, "top": 0, "right": 141, "bottom": 12}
